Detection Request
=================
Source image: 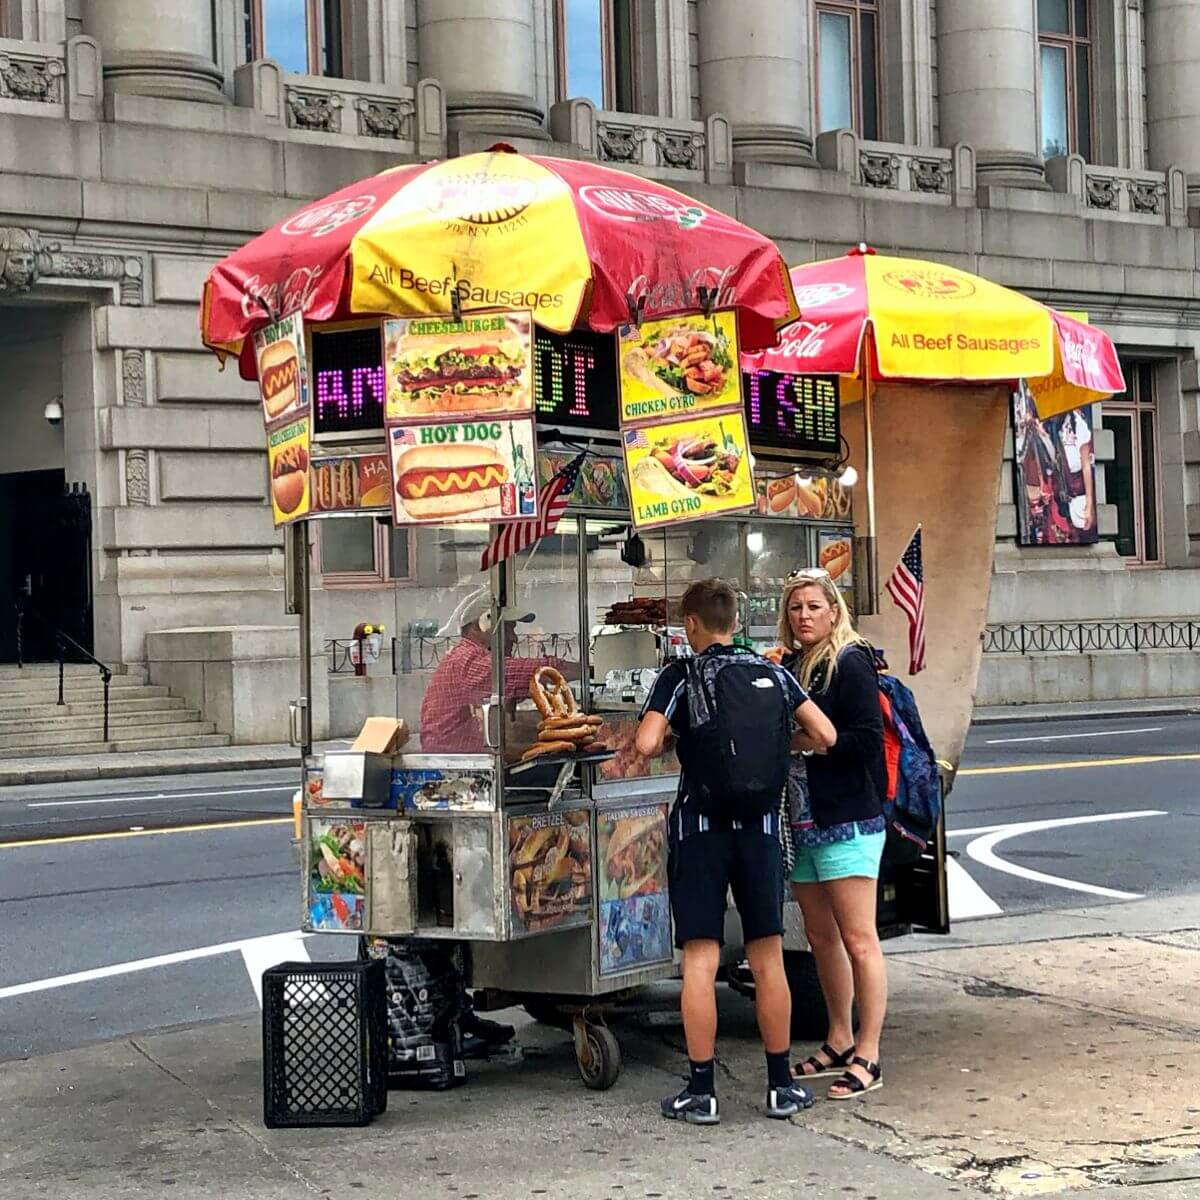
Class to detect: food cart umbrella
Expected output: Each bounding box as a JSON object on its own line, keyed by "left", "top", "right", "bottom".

{"left": 741, "top": 246, "right": 1125, "bottom": 602}
{"left": 200, "top": 144, "right": 799, "bottom": 378}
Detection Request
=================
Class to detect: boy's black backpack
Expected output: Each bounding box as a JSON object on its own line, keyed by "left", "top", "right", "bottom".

{"left": 681, "top": 649, "right": 793, "bottom": 820}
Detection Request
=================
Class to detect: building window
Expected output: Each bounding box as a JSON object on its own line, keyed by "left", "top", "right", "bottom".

{"left": 0, "top": 1, "right": 11, "bottom": 38}
{"left": 815, "top": 0, "right": 879, "bottom": 140}
{"left": 1102, "top": 362, "right": 1161, "bottom": 564}
{"left": 321, "top": 520, "right": 412, "bottom": 583}
{"left": 1038, "top": 0, "right": 1092, "bottom": 160}
{"left": 245, "top": 0, "right": 344, "bottom": 77}
{"left": 554, "top": 0, "right": 638, "bottom": 112}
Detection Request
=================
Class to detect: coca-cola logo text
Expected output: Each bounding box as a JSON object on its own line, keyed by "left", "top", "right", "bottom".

{"left": 241, "top": 266, "right": 324, "bottom": 320}
{"left": 280, "top": 195, "right": 378, "bottom": 238}
{"left": 793, "top": 283, "right": 853, "bottom": 308}
{"left": 774, "top": 321, "right": 835, "bottom": 359}
{"left": 626, "top": 266, "right": 738, "bottom": 312}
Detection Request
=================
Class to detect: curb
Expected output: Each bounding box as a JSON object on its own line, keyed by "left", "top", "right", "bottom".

{"left": 0, "top": 750, "right": 300, "bottom": 788}
{"left": 972, "top": 701, "right": 1200, "bottom": 726}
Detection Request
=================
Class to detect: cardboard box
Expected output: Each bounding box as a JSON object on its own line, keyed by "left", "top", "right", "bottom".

{"left": 351, "top": 717, "right": 410, "bottom": 755}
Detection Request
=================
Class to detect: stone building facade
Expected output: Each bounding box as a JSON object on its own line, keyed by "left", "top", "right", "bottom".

{"left": 1, "top": 0, "right": 1198, "bottom": 738}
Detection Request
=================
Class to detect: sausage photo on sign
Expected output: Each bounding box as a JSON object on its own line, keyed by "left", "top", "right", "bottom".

{"left": 271, "top": 443, "right": 308, "bottom": 514}
{"left": 259, "top": 339, "right": 301, "bottom": 420}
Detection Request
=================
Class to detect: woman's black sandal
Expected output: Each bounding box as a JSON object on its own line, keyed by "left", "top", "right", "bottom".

{"left": 828, "top": 1056, "right": 882, "bottom": 1099}
{"left": 791, "top": 1042, "right": 854, "bottom": 1080}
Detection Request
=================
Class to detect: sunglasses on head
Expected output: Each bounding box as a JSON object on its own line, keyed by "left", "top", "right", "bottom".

{"left": 785, "top": 566, "right": 832, "bottom": 583}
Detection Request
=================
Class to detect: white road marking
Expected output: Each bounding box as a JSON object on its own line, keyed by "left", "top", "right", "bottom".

{"left": 946, "top": 857, "right": 1003, "bottom": 919}
{"left": 241, "top": 931, "right": 311, "bottom": 1006}
{"left": 984, "top": 727, "right": 1162, "bottom": 745}
{"left": 26, "top": 785, "right": 295, "bottom": 809}
{"left": 963, "top": 810, "right": 1165, "bottom": 900}
{"left": 0, "top": 929, "right": 308, "bottom": 1001}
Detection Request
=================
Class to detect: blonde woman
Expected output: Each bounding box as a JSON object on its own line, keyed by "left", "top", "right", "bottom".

{"left": 776, "top": 567, "right": 887, "bottom": 1100}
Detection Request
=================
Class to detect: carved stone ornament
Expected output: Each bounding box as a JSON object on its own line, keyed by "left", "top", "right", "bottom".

{"left": 355, "top": 97, "right": 415, "bottom": 140}
{"left": 860, "top": 152, "right": 899, "bottom": 189}
{"left": 287, "top": 89, "right": 342, "bottom": 132}
{"left": 0, "top": 226, "right": 143, "bottom": 301}
{"left": 910, "top": 157, "right": 950, "bottom": 194}
{"left": 1128, "top": 179, "right": 1164, "bottom": 215}
{"left": 125, "top": 449, "right": 150, "bottom": 506}
{"left": 0, "top": 52, "right": 65, "bottom": 103}
{"left": 597, "top": 123, "right": 645, "bottom": 164}
{"left": 1085, "top": 174, "right": 1119, "bottom": 210}
{"left": 654, "top": 129, "right": 703, "bottom": 171}
{"left": 122, "top": 350, "right": 147, "bottom": 407}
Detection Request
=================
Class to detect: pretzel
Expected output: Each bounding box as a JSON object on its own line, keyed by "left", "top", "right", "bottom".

{"left": 530, "top": 666, "right": 576, "bottom": 719}
{"left": 540, "top": 724, "right": 595, "bottom": 745}
{"left": 539, "top": 713, "right": 602, "bottom": 732}
{"left": 520, "top": 739, "right": 576, "bottom": 762}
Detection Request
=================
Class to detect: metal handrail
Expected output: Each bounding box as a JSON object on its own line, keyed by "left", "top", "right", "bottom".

{"left": 14, "top": 602, "right": 113, "bottom": 741}
{"left": 984, "top": 619, "right": 1200, "bottom": 656}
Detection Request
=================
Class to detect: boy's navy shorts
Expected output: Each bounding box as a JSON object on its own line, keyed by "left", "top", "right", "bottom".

{"left": 668, "top": 829, "right": 784, "bottom": 948}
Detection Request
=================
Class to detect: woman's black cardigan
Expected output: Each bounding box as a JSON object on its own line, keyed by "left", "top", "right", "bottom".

{"left": 785, "top": 643, "right": 887, "bottom": 829}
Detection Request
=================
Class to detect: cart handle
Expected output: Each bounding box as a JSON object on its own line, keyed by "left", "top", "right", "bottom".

{"left": 481, "top": 695, "right": 501, "bottom": 751}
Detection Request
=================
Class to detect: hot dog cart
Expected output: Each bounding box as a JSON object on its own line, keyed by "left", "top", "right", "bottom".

{"left": 287, "top": 324, "right": 949, "bottom": 1090}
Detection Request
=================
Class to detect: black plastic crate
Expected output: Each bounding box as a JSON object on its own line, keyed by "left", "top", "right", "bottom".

{"left": 262, "top": 959, "right": 388, "bottom": 1128}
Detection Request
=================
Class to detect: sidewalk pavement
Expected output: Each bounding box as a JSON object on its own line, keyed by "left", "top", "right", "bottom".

{"left": 2, "top": 695, "right": 1197, "bottom": 787}
{"left": 3, "top": 894, "right": 1199, "bottom": 1200}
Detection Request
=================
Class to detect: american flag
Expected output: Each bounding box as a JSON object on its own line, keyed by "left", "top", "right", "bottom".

{"left": 480, "top": 451, "right": 586, "bottom": 571}
{"left": 885, "top": 525, "right": 926, "bottom": 675}
{"left": 624, "top": 428, "right": 650, "bottom": 450}
{"left": 390, "top": 426, "right": 418, "bottom": 446}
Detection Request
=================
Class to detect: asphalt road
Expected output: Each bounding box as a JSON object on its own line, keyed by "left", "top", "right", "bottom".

{"left": 1, "top": 713, "right": 1197, "bottom": 1060}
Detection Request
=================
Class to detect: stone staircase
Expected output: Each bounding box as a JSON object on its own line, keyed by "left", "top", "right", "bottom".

{"left": 0, "top": 663, "right": 230, "bottom": 758}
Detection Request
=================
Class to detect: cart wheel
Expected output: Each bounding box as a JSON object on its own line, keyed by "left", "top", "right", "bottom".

{"left": 575, "top": 1023, "right": 622, "bottom": 1091}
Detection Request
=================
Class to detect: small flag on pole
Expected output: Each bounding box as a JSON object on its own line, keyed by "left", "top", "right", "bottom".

{"left": 885, "top": 525, "right": 926, "bottom": 675}
{"left": 480, "top": 451, "right": 586, "bottom": 571}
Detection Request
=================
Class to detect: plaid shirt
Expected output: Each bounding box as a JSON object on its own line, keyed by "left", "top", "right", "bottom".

{"left": 419, "top": 638, "right": 563, "bottom": 753}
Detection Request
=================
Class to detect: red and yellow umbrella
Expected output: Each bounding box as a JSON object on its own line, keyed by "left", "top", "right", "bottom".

{"left": 744, "top": 246, "right": 1124, "bottom": 418}
{"left": 201, "top": 145, "right": 798, "bottom": 377}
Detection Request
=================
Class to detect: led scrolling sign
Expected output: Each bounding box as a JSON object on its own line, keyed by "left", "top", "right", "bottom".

{"left": 310, "top": 322, "right": 840, "bottom": 456}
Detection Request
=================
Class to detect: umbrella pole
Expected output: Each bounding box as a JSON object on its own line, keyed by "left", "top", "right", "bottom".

{"left": 861, "top": 343, "right": 880, "bottom": 614}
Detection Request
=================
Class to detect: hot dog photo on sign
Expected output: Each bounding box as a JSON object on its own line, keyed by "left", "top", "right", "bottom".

{"left": 387, "top": 417, "right": 539, "bottom": 525}
{"left": 254, "top": 312, "right": 309, "bottom": 428}
{"left": 817, "top": 528, "right": 853, "bottom": 586}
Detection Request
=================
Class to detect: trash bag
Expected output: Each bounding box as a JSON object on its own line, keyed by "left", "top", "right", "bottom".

{"left": 360, "top": 936, "right": 466, "bottom": 1089}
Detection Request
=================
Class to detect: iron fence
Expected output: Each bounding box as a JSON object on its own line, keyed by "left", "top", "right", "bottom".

{"left": 984, "top": 620, "right": 1200, "bottom": 655}
{"left": 325, "top": 633, "right": 581, "bottom": 675}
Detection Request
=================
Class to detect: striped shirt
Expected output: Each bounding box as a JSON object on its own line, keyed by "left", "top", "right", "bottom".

{"left": 640, "top": 645, "right": 805, "bottom": 842}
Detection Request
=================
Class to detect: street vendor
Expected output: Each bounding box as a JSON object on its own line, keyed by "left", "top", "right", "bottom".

{"left": 420, "top": 592, "right": 579, "bottom": 753}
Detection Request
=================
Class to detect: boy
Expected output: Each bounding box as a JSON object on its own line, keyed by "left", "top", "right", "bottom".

{"left": 635, "top": 578, "right": 835, "bottom": 1124}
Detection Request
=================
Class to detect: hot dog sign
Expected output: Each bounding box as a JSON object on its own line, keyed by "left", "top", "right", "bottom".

{"left": 386, "top": 417, "right": 539, "bottom": 525}
{"left": 253, "top": 311, "right": 309, "bottom": 429}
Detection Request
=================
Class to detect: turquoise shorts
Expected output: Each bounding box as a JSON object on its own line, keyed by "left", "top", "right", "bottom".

{"left": 789, "top": 828, "right": 885, "bottom": 884}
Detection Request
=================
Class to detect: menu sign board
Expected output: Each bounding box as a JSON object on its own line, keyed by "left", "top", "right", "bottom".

{"left": 617, "top": 311, "right": 740, "bottom": 426}
{"left": 306, "top": 817, "right": 366, "bottom": 932}
{"left": 387, "top": 417, "right": 538, "bottom": 525}
{"left": 310, "top": 452, "right": 392, "bottom": 513}
{"left": 267, "top": 415, "right": 311, "bottom": 526}
{"left": 742, "top": 370, "right": 841, "bottom": 456}
{"left": 538, "top": 448, "right": 626, "bottom": 511}
{"left": 598, "top": 803, "right": 671, "bottom": 976}
{"left": 622, "top": 410, "right": 755, "bottom": 530}
{"left": 384, "top": 312, "right": 534, "bottom": 423}
{"left": 509, "top": 809, "right": 592, "bottom": 935}
{"left": 254, "top": 311, "right": 309, "bottom": 429}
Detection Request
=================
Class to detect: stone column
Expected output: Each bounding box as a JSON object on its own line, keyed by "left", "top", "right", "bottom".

{"left": 417, "top": 0, "right": 544, "bottom": 138}
{"left": 937, "top": 0, "right": 1044, "bottom": 187}
{"left": 82, "top": 0, "right": 224, "bottom": 104}
{"left": 1145, "top": 0, "right": 1200, "bottom": 202}
{"left": 697, "top": 0, "right": 813, "bottom": 163}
